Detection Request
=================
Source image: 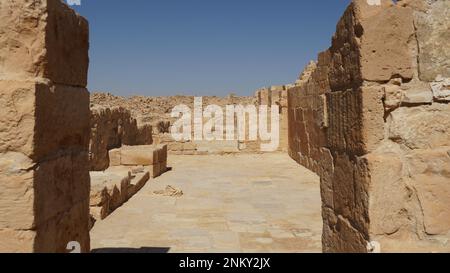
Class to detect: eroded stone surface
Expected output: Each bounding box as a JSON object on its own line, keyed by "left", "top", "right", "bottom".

{"left": 0, "top": 81, "right": 90, "bottom": 161}
{"left": 0, "top": 0, "right": 89, "bottom": 87}
{"left": 431, "top": 77, "right": 450, "bottom": 102}
{"left": 414, "top": 0, "right": 450, "bottom": 81}
{"left": 0, "top": 0, "right": 90, "bottom": 253}
{"left": 288, "top": 0, "right": 450, "bottom": 252}
{"left": 388, "top": 104, "right": 450, "bottom": 149}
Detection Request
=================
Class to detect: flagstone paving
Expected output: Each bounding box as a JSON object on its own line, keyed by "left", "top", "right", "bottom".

{"left": 90, "top": 153, "right": 322, "bottom": 253}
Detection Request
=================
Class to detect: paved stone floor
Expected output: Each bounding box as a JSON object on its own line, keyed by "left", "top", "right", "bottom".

{"left": 90, "top": 153, "right": 322, "bottom": 253}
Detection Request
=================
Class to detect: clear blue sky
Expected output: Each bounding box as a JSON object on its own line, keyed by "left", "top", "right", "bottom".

{"left": 72, "top": 0, "right": 351, "bottom": 96}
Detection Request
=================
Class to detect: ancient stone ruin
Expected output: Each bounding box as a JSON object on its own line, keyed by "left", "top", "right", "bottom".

{"left": 90, "top": 92, "right": 289, "bottom": 154}
{"left": 288, "top": 0, "right": 450, "bottom": 252}
{"left": 0, "top": 0, "right": 448, "bottom": 253}
{"left": 0, "top": 0, "right": 91, "bottom": 252}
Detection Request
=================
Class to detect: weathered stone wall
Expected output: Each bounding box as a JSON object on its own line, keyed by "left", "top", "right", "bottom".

{"left": 89, "top": 106, "right": 153, "bottom": 171}
{"left": 0, "top": 0, "right": 91, "bottom": 252}
{"left": 288, "top": 0, "right": 450, "bottom": 253}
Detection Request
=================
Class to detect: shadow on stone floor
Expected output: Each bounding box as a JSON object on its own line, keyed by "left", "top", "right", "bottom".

{"left": 91, "top": 247, "right": 170, "bottom": 253}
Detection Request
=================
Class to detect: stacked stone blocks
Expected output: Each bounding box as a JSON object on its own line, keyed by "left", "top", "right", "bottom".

{"left": 0, "top": 0, "right": 91, "bottom": 252}
{"left": 288, "top": 0, "right": 450, "bottom": 253}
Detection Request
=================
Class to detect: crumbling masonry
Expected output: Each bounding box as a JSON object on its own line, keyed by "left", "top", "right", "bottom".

{"left": 0, "top": 0, "right": 91, "bottom": 252}
{"left": 288, "top": 0, "right": 450, "bottom": 252}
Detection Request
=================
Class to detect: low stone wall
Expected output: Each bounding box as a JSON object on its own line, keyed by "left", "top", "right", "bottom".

{"left": 288, "top": 0, "right": 450, "bottom": 253}
{"left": 90, "top": 167, "right": 150, "bottom": 225}
{"left": 89, "top": 144, "right": 168, "bottom": 227}
{"left": 109, "top": 144, "right": 168, "bottom": 178}
{"left": 89, "top": 106, "right": 153, "bottom": 171}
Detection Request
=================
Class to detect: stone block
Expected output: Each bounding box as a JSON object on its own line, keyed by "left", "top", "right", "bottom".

{"left": 327, "top": 87, "right": 384, "bottom": 155}
{"left": 0, "top": 81, "right": 37, "bottom": 157}
{"left": 331, "top": 153, "right": 369, "bottom": 232}
{"left": 157, "top": 144, "right": 168, "bottom": 163}
{"left": 0, "top": 152, "right": 35, "bottom": 230}
{"left": 160, "top": 160, "right": 168, "bottom": 174}
{"left": 365, "top": 152, "right": 413, "bottom": 237}
{"left": 405, "top": 147, "right": 450, "bottom": 235}
{"left": 0, "top": 0, "right": 89, "bottom": 87}
{"left": 328, "top": 1, "right": 414, "bottom": 91}
{"left": 405, "top": 147, "right": 450, "bottom": 177}
{"left": 108, "top": 148, "right": 121, "bottom": 167}
{"left": 402, "top": 87, "right": 433, "bottom": 104}
{"left": 90, "top": 167, "right": 150, "bottom": 223}
{"left": 431, "top": 77, "right": 450, "bottom": 102}
{"left": 34, "top": 199, "right": 91, "bottom": 253}
{"left": 0, "top": 230, "right": 35, "bottom": 253}
{"left": 120, "top": 145, "right": 158, "bottom": 166}
{"left": 358, "top": 3, "right": 415, "bottom": 82}
{"left": 0, "top": 150, "right": 89, "bottom": 230}
{"left": 383, "top": 85, "right": 404, "bottom": 110}
{"left": 415, "top": 0, "right": 450, "bottom": 81}
{"left": 327, "top": 8, "right": 362, "bottom": 91}
{"left": 318, "top": 148, "right": 334, "bottom": 209}
{"left": 360, "top": 86, "right": 385, "bottom": 151}
{"left": 34, "top": 83, "right": 90, "bottom": 160}
{"left": 258, "top": 89, "right": 270, "bottom": 106}
{"left": 388, "top": 104, "right": 450, "bottom": 149}
{"left": 149, "top": 163, "right": 161, "bottom": 178}
{"left": 34, "top": 151, "right": 90, "bottom": 227}
{"left": 322, "top": 207, "right": 368, "bottom": 253}
{"left": 0, "top": 81, "right": 90, "bottom": 161}
{"left": 412, "top": 175, "right": 450, "bottom": 235}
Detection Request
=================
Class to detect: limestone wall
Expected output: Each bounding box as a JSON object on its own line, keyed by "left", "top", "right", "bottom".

{"left": 0, "top": 0, "right": 91, "bottom": 252}
{"left": 89, "top": 107, "right": 153, "bottom": 171}
{"left": 288, "top": 0, "right": 450, "bottom": 253}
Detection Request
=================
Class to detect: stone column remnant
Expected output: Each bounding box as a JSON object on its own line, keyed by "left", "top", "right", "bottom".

{"left": 0, "top": 0, "right": 91, "bottom": 252}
